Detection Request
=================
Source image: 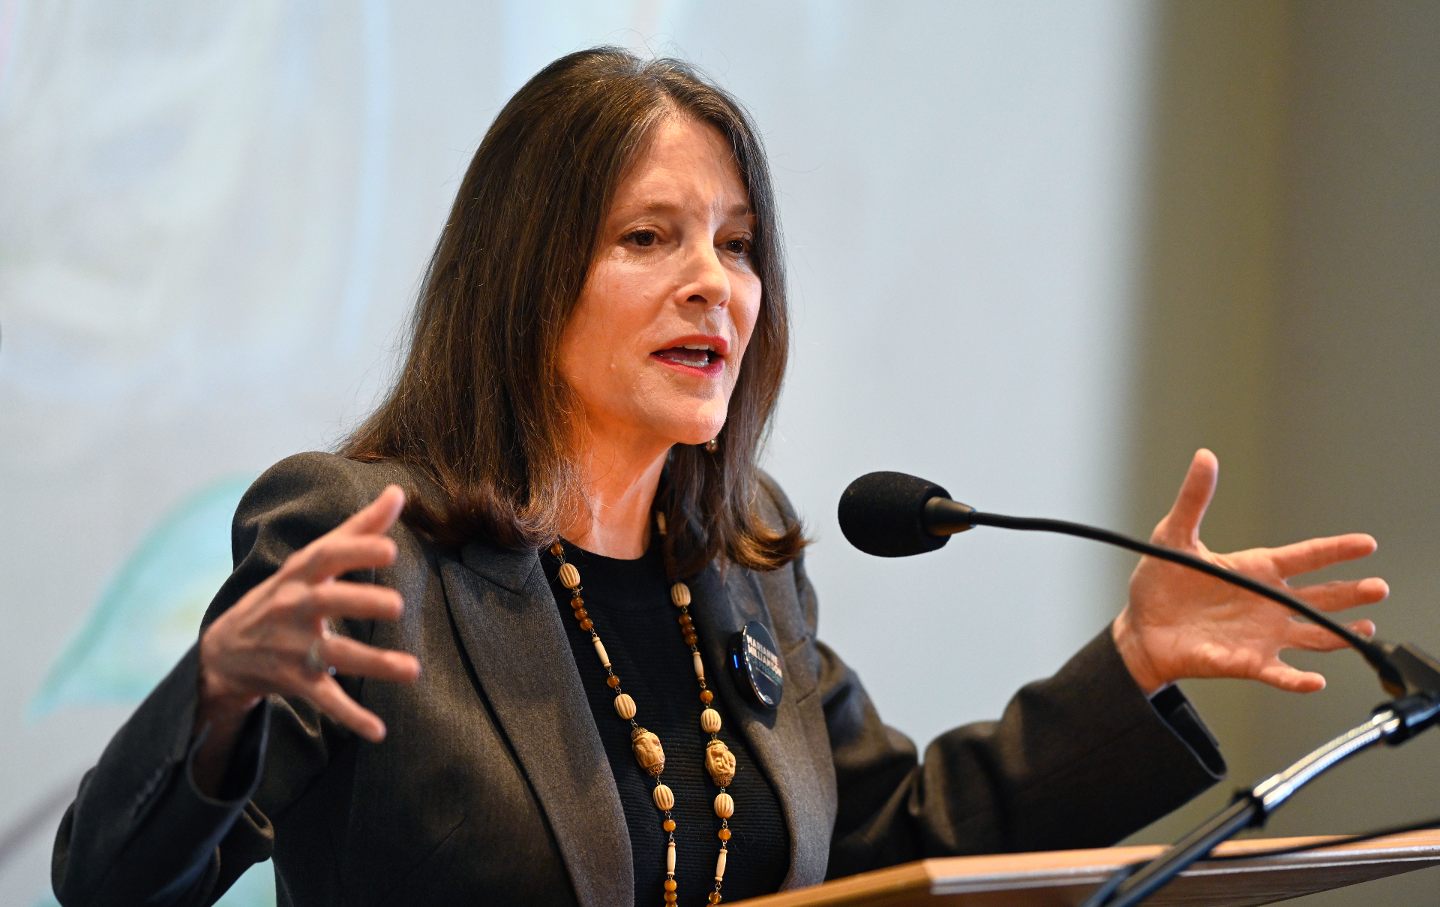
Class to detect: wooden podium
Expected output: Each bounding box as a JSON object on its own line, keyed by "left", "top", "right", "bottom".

{"left": 743, "top": 830, "right": 1440, "bottom": 906}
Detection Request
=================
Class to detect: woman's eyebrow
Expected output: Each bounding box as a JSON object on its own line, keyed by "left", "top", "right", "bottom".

{"left": 616, "top": 200, "right": 754, "bottom": 220}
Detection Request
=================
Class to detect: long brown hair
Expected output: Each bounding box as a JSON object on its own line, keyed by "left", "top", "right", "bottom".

{"left": 343, "top": 47, "right": 803, "bottom": 575}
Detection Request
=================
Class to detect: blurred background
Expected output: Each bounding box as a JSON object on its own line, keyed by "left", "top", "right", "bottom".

{"left": 1, "top": 1, "right": 1436, "bottom": 903}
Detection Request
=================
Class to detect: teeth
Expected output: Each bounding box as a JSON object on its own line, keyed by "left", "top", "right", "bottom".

{"left": 681, "top": 343, "right": 715, "bottom": 352}
{"left": 659, "top": 348, "right": 712, "bottom": 368}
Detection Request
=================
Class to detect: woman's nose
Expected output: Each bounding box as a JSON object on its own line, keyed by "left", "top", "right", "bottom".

{"left": 680, "top": 242, "right": 730, "bottom": 309}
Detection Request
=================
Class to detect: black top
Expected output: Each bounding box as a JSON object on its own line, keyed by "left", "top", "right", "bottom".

{"left": 545, "top": 539, "right": 790, "bottom": 905}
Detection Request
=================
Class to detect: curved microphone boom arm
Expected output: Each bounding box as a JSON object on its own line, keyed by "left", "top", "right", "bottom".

{"left": 839, "top": 470, "right": 1439, "bottom": 702}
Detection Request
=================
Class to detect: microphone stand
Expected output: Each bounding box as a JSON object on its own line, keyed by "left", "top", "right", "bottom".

{"left": 1083, "top": 693, "right": 1440, "bottom": 907}
{"left": 936, "top": 505, "right": 1440, "bottom": 906}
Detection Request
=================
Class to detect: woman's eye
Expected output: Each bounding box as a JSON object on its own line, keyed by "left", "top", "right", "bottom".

{"left": 625, "top": 229, "right": 658, "bottom": 247}
{"left": 723, "top": 237, "right": 752, "bottom": 256}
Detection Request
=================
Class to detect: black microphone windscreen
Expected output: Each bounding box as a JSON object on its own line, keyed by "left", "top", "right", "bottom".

{"left": 838, "top": 471, "right": 952, "bottom": 557}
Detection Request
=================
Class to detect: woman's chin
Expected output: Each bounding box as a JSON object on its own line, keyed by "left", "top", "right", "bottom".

{"left": 669, "top": 419, "right": 726, "bottom": 449}
{"left": 661, "top": 406, "right": 727, "bottom": 448}
{"left": 672, "top": 431, "right": 721, "bottom": 449}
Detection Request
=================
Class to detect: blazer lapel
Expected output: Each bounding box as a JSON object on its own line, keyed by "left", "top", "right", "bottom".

{"left": 440, "top": 542, "right": 632, "bottom": 907}
{"left": 690, "top": 564, "right": 833, "bottom": 888}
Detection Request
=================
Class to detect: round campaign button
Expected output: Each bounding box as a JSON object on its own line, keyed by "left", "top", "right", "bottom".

{"left": 729, "top": 620, "right": 783, "bottom": 709}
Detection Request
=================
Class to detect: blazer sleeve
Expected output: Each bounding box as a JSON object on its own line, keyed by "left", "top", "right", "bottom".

{"left": 755, "top": 478, "right": 1226, "bottom": 879}
{"left": 52, "top": 453, "right": 382, "bottom": 907}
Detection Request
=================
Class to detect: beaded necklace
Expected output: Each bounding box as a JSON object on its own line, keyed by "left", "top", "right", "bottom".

{"left": 548, "top": 512, "right": 736, "bottom": 906}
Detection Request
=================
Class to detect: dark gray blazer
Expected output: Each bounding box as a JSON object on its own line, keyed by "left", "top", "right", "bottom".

{"left": 53, "top": 453, "right": 1222, "bottom": 906}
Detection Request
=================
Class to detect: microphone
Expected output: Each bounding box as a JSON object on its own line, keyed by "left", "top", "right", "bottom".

{"left": 837, "top": 471, "right": 980, "bottom": 557}
{"left": 837, "top": 470, "right": 1438, "bottom": 702}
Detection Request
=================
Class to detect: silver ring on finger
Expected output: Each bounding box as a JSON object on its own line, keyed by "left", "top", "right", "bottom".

{"left": 304, "top": 637, "right": 336, "bottom": 677}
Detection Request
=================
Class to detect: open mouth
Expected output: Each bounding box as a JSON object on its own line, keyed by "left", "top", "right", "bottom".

{"left": 653, "top": 341, "right": 725, "bottom": 374}
{"left": 653, "top": 343, "right": 720, "bottom": 369}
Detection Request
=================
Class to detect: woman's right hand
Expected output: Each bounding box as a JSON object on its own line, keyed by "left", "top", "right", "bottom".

{"left": 196, "top": 484, "right": 421, "bottom": 756}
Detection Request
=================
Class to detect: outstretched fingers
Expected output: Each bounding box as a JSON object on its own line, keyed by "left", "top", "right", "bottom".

{"left": 288, "top": 632, "right": 419, "bottom": 742}
{"left": 306, "top": 674, "right": 389, "bottom": 743}
{"left": 283, "top": 536, "right": 397, "bottom": 586}
{"left": 1249, "top": 614, "right": 1381, "bottom": 694}
{"left": 307, "top": 580, "right": 405, "bottom": 623}
{"left": 1286, "top": 618, "right": 1377, "bottom": 652}
{"left": 198, "top": 485, "right": 418, "bottom": 749}
{"left": 321, "top": 634, "right": 421, "bottom": 684}
{"left": 281, "top": 486, "right": 407, "bottom": 584}
{"left": 1153, "top": 449, "right": 1219, "bottom": 547}
{"left": 339, "top": 484, "right": 407, "bottom": 536}
{"left": 1255, "top": 659, "right": 1328, "bottom": 693}
{"left": 1124, "top": 448, "right": 1392, "bottom": 696}
{"left": 1266, "top": 533, "right": 1379, "bottom": 578}
{"left": 1290, "top": 576, "right": 1390, "bottom": 613}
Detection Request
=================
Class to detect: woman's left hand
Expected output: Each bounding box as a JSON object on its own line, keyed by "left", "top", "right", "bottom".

{"left": 1112, "top": 449, "right": 1389, "bottom": 695}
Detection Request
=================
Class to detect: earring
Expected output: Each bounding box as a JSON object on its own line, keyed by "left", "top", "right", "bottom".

{"left": 704, "top": 437, "right": 719, "bottom": 453}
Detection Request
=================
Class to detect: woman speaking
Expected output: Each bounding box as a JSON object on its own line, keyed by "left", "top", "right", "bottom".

{"left": 52, "top": 47, "right": 1386, "bottom": 906}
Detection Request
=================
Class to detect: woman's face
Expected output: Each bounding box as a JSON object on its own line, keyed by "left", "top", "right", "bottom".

{"left": 558, "top": 115, "right": 761, "bottom": 455}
